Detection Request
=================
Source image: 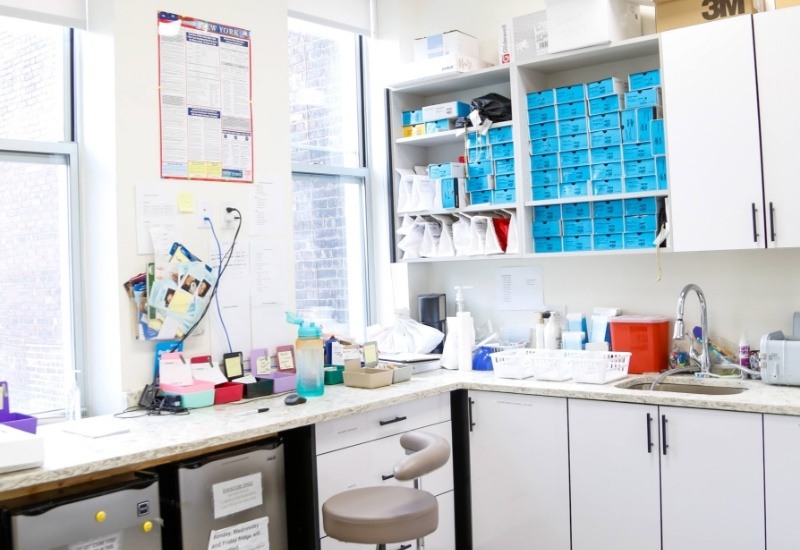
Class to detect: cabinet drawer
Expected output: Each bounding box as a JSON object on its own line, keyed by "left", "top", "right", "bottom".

{"left": 316, "top": 393, "right": 450, "bottom": 454}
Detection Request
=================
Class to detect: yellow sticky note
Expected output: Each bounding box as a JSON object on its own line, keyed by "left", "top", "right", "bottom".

{"left": 166, "top": 289, "right": 193, "bottom": 314}
{"left": 178, "top": 193, "right": 194, "bottom": 213}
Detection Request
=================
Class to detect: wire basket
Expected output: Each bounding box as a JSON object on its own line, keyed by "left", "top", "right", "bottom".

{"left": 567, "top": 351, "right": 631, "bottom": 384}
{"left": 489, "top": 348, "right": 536, "bottom": 379}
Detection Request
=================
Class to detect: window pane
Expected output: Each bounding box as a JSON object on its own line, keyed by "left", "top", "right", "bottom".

{"left": 0, "top": 155, "right": 74, "bottom": 414}
{"left": 293, "top": 173, "right": 367, "bottom": 337}
{"left": 0, "top": 16, "right": 67, "bottom": 142}
{"left": 288, "top": 18, "right": 360, "bottom": 168}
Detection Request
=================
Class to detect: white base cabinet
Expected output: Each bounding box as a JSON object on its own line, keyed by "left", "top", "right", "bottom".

{"left": 468, "top": 390, "right": 570, "bottom": 550}
{"left": 763, "top": 414, "right": 800, "bottom": 550}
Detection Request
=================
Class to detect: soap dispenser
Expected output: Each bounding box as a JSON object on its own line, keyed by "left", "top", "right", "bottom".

{"left": 544, "top": 311, "right": 562, "bottom": 350}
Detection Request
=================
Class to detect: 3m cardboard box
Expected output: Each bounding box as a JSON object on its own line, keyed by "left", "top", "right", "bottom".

{"left": 414, "top": 30, "right": 479, "bottom": 62}
{"left": 654, "top": 0, "right": 762, "bottom": 32}
{"left": 776, "top": 0, "right": 800, "bottom": 8}
{"left": 545, "top": 0, "right": 642, "bottom": 54}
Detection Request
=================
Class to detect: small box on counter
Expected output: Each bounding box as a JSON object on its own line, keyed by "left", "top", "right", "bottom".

{"left": 213, "top": 382, "right": 243, "bottom": 404}
{"left": 0, "top": 381, "right": 37, "bottom": 434}
{"left": 422, "top": 101, "right": 470, "bottom": 122}
{"left": 161, "top": 380, "right": 215, "bottom": 409}
{"left": 545, "top": 0, "right": 642, "bottom": 54}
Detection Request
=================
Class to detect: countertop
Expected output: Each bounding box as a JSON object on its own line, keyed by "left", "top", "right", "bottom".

{"left": 3, "top": 368, "right": 800, "bottom": 499}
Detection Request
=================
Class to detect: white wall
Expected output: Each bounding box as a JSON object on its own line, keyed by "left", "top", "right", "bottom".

{"left": 80, "top": 0, "right": 293, "bottom": 415}
{"left": 370, "top": 0, "right": 800, "bottom": 349}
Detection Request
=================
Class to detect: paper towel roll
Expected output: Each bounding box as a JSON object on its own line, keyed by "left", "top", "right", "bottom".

{"left": 441, "top": 316, "right": 460, "bottom": 370}
{"left": 457, "top": 312, "right": 475, "bottom": 371}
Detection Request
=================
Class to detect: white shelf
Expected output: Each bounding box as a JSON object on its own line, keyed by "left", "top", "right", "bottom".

{"left": 389, "top": 64, "right": 511, "bottom": 96}
{"left": 396, "top": 129, "right": 464, "bottom": 147}
{"left": 525, "top": 190, "right": 668, "bottom": 207}
{"left": 517, "top": 34, "right": 660, "bottom": 74}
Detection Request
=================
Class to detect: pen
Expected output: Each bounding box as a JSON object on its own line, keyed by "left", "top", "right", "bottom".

{"left": 237, "top": 407, "right": 270, "bottom": 416}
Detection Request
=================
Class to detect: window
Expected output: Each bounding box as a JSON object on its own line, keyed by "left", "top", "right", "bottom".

{"left": 288, "top": 18, "right": 370, "bottom": 337}
{"left": 0, "top": 16, "right": 83, "bottom": 416}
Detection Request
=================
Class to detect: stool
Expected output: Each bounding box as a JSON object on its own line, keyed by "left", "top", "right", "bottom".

{"left": 322, "top": 431, "right": 451, "bottom": 550}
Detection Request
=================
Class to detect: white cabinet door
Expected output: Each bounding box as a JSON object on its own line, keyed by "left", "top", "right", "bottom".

{"left": 764, "top": 414, "right": 800, "bottom": 550}
{"left": 661, "top": 16, "right": 764, "bottom": 251}
{"left": 423, "top": 491, "right": 455, "bottom": 550}
{"left": 568, "top": 399, "right": 661, "bottom": 550}
{"left": 468, "top": 391, "right": 570, "bottom": 550}
{"left": 753, "top": 6, "right": 800, "bottom": 248}
{"left": 660, "top": 406, "right": 764, "bottom": 550}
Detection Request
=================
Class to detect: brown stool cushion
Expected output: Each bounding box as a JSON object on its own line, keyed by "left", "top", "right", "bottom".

{"left": 322, "top": 485, "right": 438, "bottom": 544}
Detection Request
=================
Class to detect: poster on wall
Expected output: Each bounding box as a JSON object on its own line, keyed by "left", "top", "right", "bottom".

{"left": 157, "top": 11, "right": 254, "bottom": 183}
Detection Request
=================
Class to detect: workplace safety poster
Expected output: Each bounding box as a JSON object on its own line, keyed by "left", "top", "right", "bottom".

{"left": 157, "top": 11, "right": 254, "bottom": 182}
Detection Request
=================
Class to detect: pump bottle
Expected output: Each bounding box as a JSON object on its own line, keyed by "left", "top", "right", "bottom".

{"left": 544, "top": 311, "right": 562, "bottom": 350}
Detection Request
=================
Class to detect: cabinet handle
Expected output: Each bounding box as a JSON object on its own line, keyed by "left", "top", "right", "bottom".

{"left": 381, "top": 473, "right": 394, "bottom": 481}
{"left": 769, "top": 202, "right": 776, "bottom": 242}
{"left": 661, "top": 414, "right": 668, "bottom": 456}
{"left": 646, "top": 413, "right": 653, "bottom": 453}
{"left": 398, "top": 545, "right": 413, "bottom": 550}
{"left": 379, "top": 416, "right": 407, "bottom": 426}
{"left": 751, "top": 203, "right": 760, "bottom": 243}
{"left": 468, "top": 397, "right": 475, "bottom": 432}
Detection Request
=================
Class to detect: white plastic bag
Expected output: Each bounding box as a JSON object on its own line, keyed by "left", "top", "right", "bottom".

{"left": 366, "top": 309, "right": 445, "bottom": 354}
{"left": 506, "top": 210, "right": 519, "bottom": 254}
{"left": 419, "top": 220, "right": 442, "bottom": 258}
{"left": 433, "top": 215, "right": 455, "bottom": 257}
{"left": 468, "top": 215, "right": 490, "bottom": 255}
{"left": 453, "top": 214, "right": 472, "bottom": 256}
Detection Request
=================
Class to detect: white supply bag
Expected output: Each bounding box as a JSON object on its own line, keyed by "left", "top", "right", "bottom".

{"left": 468, "top": 215, "right": 490, "bottom": 255}
{"left": 366, "top": 309, "right": 445, "bottom": 354}
{"left": 398, "top": 218, "right": 424, "bottom": 259}
{"left": 506, "top": 210, "right": 519, "bottom": 254}
{"left": 452, "top": 214, "right": 472, "bottom": 256}
{"left": 419, "top": 220, "right": 442, "bottom": 258}
{"left": 411, "top": 175, "right": 436, "bottom": 211}
{"left": 433, "top": 215, "right": 455, "bottom": 257}
{"left": 396, "top": 169, "right": 416, "bottom": 213}
{"left": 396, "top": 214, "right": 415, "bottom": 236}
{"left": 484, "top": 216, "right": 504, "bottom": 255}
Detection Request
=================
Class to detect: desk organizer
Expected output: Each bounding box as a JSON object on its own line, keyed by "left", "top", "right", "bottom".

{"left": 388, "top": 364, "right": 413, "bottom": 384}
{"left": 323, "top": 366, "right": 344, "bottom": 385}
{"left": 214, "top": 382, "right": 244, "bottom": 404}
{"left": 0, "top": 381, "right": 38, "bottom": 434}
{"left": 238, "top": 378, "right": 274, "bottom": 399}
{"left": 343, "top": 368, "right": 393, "bottom": 389}
{"left": 161, "top": 380, "right": 215, "bottom": 409}
{"left": 256, "top": 371, "right": 297, "bottom": 393}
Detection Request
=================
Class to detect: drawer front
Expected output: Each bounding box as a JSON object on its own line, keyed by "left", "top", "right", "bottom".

{"left": 316, "top": 393, "right": 450, "bottom": 454}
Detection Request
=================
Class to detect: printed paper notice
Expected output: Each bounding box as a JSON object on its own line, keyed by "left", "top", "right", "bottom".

{"left": 495, "top": 266, "right": 544, "bottom": 311}
{"left": 208, "top": 517, "right": 269, "bottom": 550}
{"left": 69, "top": 532, "right": 121, "bottom": 550}
{"left": 212, "top": 472, "right": 263, "bottom": 519}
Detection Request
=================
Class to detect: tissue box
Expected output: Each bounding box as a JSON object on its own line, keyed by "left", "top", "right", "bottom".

{"left": 546, "top": 0, "right": 642, "bottom": 54}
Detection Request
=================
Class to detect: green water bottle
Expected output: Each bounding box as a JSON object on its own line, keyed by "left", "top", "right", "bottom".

{"left": 287, "top": 313, "right": 324, "bottom": 397}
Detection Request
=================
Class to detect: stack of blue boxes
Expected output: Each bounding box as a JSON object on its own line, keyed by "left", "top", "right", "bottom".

{"left": 401, "top": 101, "right": 471, "bottom": 138}
{"left": 466, "top": 123, "right": 516, "bottom": 206}
{"left": 529, "top": 69, "right": 667, "bottom": 253}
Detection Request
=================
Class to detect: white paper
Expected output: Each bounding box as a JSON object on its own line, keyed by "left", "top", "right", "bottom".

{"left": 63, "top": 419, "right": 130, "bottom": 439}
{"left": 249, "top": 178, "right": 288, "bottom": 237}
{"left": 69, "top": 533, "right": 121, "bottom": 550}
{"left": 208, "top": 517, "right": 269, "bottom": 550}
{"left": 495, "top": 266, "right": 544, "bottom": 311}
{"left": 209, "top": 241, "right": 252, "bottom": 359}
{"left": 211, "top": 472, "right": 263, "bottom": 520}
{"left": 159, "top": 354, "right": 194, "bottom": 386}
{"left": 250, "top": 240, "right": 286, "bottom": 305}
{"left": 135, "top": 185, "right": 179, "bottom": 255}
{"left": 192, "top": 361, "right": 229, "bottom": 385}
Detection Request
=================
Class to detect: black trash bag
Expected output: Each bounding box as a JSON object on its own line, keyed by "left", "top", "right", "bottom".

{"left": 470, "top": 92, "right": 512, "bottom": 123}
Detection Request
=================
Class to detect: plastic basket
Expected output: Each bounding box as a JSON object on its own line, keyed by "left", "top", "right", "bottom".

{"left": 529, "top": 349, "right": 582, "bottom": 381}
{"left": 568, "top": 351, "right": 631, "bottom": 384}
{"left": 489, "top": 349, "right": 536, "bottom": 379}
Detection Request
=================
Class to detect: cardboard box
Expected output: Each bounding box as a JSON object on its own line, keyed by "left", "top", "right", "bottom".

{"left": 498, "top": 20, "right": 514, "bottom": 64}
{"left": 546, "top": 0, "right": 642, "bottom": 54}
{"left": 512, "top": 10, "right": 549, "bottom": 64}
{"left": 422, "top": 101, "right": 470, "bottom": 122}
{"left": 414, "top": 30, "right": 479, "bottom": 62}
{"left": 776, "top": 0, "right": 800, "bottom": 7}
{"left": 654, "top": 0, "right": 762, "bottom": 32}
{"left": 393, "top": 55, "right": 492, "bottom": 87}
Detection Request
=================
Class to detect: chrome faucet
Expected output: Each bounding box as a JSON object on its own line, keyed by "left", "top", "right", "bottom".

{"left": 674, "top": 283, "right": 711, "bottom": 377}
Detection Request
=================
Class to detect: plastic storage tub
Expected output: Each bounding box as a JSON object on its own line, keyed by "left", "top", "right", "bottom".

{"left": 609, "top": 315, "right": 670, "bottom": 373}
{"left": 161, "top": 380, "right": 215, "bottom": 409}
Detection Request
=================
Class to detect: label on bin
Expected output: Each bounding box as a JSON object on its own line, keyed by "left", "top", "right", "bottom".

{"left": 212, "top": 472, "right": 263, "bottom": 519}
{"left": 68, "top": 533, "right": 121, "bottom": 550}
{"left": 208, "top": 517, "right": 269, "bottom": 550}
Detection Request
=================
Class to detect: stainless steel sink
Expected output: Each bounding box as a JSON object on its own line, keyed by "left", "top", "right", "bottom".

{"left": 624, "top": 382, "right": 748, "bottom": 395}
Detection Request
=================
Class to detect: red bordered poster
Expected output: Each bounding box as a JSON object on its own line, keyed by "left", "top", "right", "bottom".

{"left": 157, "top": 11, "right": 254, "bottom": 183}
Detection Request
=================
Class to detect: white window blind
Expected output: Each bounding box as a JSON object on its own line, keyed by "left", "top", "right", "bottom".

{"left": 0, "top": 0, "right": 86, "bottom": 29}
{"left": 288, "top": 0, "right": 373, "bottom": 36}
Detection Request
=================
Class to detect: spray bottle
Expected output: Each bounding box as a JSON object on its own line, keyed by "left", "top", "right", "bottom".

{"left": 286, "top": 312, "right": 324, "bottom": 397}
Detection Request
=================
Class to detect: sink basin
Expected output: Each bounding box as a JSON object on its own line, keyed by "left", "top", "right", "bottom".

{"left": 624, "top": 382, "right": 748, "bottom": 395}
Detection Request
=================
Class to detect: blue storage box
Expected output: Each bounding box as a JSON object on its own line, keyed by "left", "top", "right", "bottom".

{"left": 470, "top": 190, "right": 494, "bottom": 205}
{"left": 527, "top": 88, "right": 556, "bottom": 108}
{"left": 624, "top": 159, "right": 656, "bottom": 177}
{"left": 563, "top": 218, "right": 593, "bottom": 236}
{"left": 625, "top": 176, "right": 658, "bottom": 193}
{"left": 531, "top": 153, "right": 559, "bottom": 171}
{"left": 535, "top": 236, "right": 563, "bottom": 253}
{"left": 588, "top": 94, "right": 624, "bottom": 116}
{"left": 529, "top": 121, "right": 558, "bottom": 140}
{"left": 637, "top": 107, "right": 661, "bottom": 142}
{"left": 589, "top": 112, "right": 622, "bottom": 131}
{"left": 532, "top": 184, "right": 559, "bottom": 201}
{"left": 488, "top": 125, "right": 513, "bottom": 144}
{"left": 557, "top": 101, "right": 587, "bottom": 120}
{"left": 624, "top": 231, "right": 657, "bottom": 249}
{"left": 528, "top": 105, "right": 557, "bottom": 124}
{"left": 555, "top": 84, "right": 586, "bottom": 103}
{"left": 592, "top": 179, "right": 623, "bottom": 196}
{"left": 563, "top": 235, "right": 592, "bottom": 252}
{"left": 429, "top": 162, "right": 466, "bottom": 179}
{"left": 590, "top": 129, "right": 622, "bottom": 148}
{"left": 495, "top": 174, "right": 516, "bottom": 190}
{"left": 629, "top": 69, "right": 661, "bottom": 91}
{"left": 591, "top": 146, "right": 622, "bottom": 163}
{"left": 532, "top": 137, "right": 559, "bottom": 154}
{"left": 594, "top": 233, "right": 625, "bottom": 251}
{"left": 492, "top": 142, "right": 515, "bottom": 159}
{"left": 561, "top": 202, "right": 592, "bottom": 220}
{"left": 422, "top": 100, "right": 470, "bottom": 122}
{"left": 493, "top": 188, "right": 516, "bottom": 204}
{"left": 560, "top": 181, "right": 589, "bottom": 198}
{"left": 409, "top": 109, "right": 423, "bottom": 124}
{"left": 593, "top": 199, "right": 623, "bottom": 218}
{"left": 467, "top": 132, "right": 487, "bottom": 148}
{"left": 426, "top": 119, "right": 456, "bottom": 134}
{"left": 561, "top": 165, "right": 591, "bottom": 184}
{"left": 587, "top": 77, "right": 627, "bottom": 99}
{"left": 558, "top": 117, "right": 588, "bottom": 136}
{"left": 625, "top": 214, "right": 658, "bottom": 232}
{"left": 402, "top": 110, "right": 412, "bottom": 125}
{"left": 534, "top": 204, "right": 562, "bottom": 221}
{"left": 625, "top": 88, "right": 661, "bottom": 109}
{"left": 533, "top": 219, "right": 562, "bottom": 237}
{"left": 468, "top": 160, "right": 493, "bottom": 178}
{"left": 466, "top": 175, "right": 493, "bottom": 192}
{"left": 622, "top": 143, "right": 653, "bottom": 161}
{"left": 494, "top": 158, "right": 515, "bottom": 175}
{"left": 559, "top": 149, "right": 590, "bottom": 168}
{"left": 532, "top": 169, "right": 560, "bottom": 186}
{"left": 592, "top": 162, "right": 623, "bottom": 180}
{"left": 594, "top": 217, "right": 625, "bottom": 234}
{"left": 625, "top": 196, "right": 658, "bottom": 215}
{"left": 468, "top": 146, "right": 491, "bottom": 163}
{"left": 560, "top": 133, "right": 589, "bottom": 151}
{"left": 651, "top": 119, "right": 666, "bottom": 156}
{"left": 621, "top": 109, "right": 638, "bottom": 143}
{"left": 656, "top": 157, "right": 668, "bottom": 189}
{"left": 441, "top": 178, "right": 459, "bottom": 208}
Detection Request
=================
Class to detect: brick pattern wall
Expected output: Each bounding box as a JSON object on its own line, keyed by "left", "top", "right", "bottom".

{"left": 289, "top": 26, "right": 354, "bottom": 333}
{"left": 0, "top": 27, "right": 70, "bottom": 412}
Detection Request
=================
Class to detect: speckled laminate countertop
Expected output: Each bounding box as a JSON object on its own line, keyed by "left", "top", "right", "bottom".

{"left": 2, "top": 368, "right": 800, "bottom": 498}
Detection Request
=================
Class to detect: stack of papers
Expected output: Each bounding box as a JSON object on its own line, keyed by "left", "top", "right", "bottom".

{"left": 379, "top": 353, "right": 442, "bottom": 374}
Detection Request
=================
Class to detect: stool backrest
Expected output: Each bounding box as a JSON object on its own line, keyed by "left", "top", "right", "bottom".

{"left": 393, "top": 431, "right": 450, "bottom": 481}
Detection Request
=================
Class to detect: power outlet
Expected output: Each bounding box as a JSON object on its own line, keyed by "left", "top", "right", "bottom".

{"left": 197, "top": 199, "right": 212, "bottom": 228}
{"left": 222, "top": 202, "right": 237, "bottom": 229}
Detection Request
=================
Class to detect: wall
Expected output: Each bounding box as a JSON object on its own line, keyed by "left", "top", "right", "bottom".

{"left": 370, "top": 1, "right": 800, "bottom": 348}
{"left": 80, "top": 0, "right": 293, "bottom": 415}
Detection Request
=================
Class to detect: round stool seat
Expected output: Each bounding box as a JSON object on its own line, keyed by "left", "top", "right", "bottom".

{"left": 322, "top": 485, "right": 438, "bottom": 544}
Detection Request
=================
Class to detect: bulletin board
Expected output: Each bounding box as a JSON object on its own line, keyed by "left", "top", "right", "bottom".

{"left": 157, "top": 11, "right": 254, "bottom": 183}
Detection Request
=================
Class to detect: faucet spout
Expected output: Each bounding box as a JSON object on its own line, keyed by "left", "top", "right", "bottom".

{"left": 674, "top": 283, "right": 711, "bottom": 377}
